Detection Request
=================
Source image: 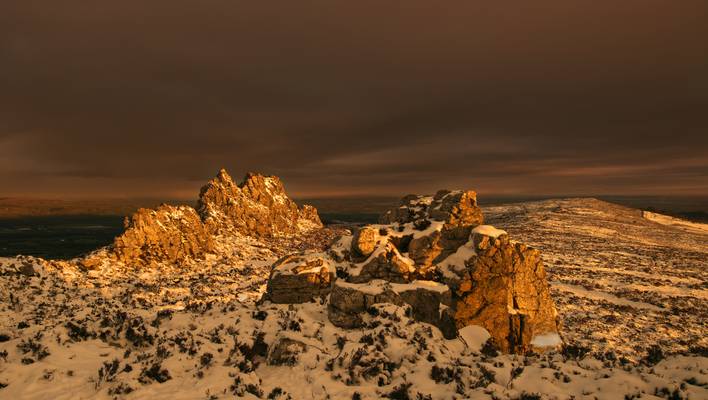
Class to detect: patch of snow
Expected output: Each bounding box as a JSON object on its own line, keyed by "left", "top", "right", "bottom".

{"left": 553, "top": 282, "right": 662, "bottom": 311}
{"left": 457, "top": 325, "right": 491, "bottom": 352}
{"left": 334, "top": 279, "right": 388, "bottom": 295}
{"left": 390, "top": 280, "right": 450, "bottom": 294}
{"left": 643, "top": 210, "right": 708, "bottom": 234}
{"left": 472, "top": 224, "right": 507, "bottom": 238}
{"left": 438, "top": 236, "right": 476, "bottom": 274}
{"left": 530, "top": 333, "right": 562, "bottom": 347}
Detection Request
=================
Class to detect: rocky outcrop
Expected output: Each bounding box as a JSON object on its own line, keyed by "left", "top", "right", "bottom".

{"left": 440, "top": 226, "right": 560, "bottom": 353}
{"left": 327, "top": 280, "right": 455, "bottom": 337}
{"left": 243, "top": 187, "right": 559, "bottom": 355}
{"left": 100, "top": 169, "right": 322, "bottom": 267}
{"left": 197, "top": 169, "right": 322, "bottom": 237}
{"left": 379, "top": 190, "right": 484, "bottom": 279}
{"left": 111, "top": 205, "right": 215, "bottom": 267}
{"left": 347, "top": 241, "right": 415, "bottom": 284}
{"left": 265, "top": 252, "right": 335, "bottom": 303}
{"left": 379, "top": 190, "right": 483, "bottom": 228}
{"left": 318, "top": 191, "right": 558, "bottom": 354}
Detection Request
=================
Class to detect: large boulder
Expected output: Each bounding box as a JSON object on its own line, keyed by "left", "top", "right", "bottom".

{"left": 327, "top": 280, "right": 403, "bottom": 328}
{"left": 111, "top": 205, "right": 215, "bottom": 267}
{"left": 327, "top": 279, "right": 455, "bottom": 336}
{"left": 265, "top": 252, "right": 335, "bottom": 303}
{"left": 197, "top": 169, "right": 322, "bottom": 237}
{"left": 442, "top": 225, "right": 561, "bottom": 354}
{"left": 351, "top": 226, "right": 379, "bottom": 258}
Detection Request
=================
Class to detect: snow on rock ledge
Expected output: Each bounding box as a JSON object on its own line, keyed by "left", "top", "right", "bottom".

{"left": 472, "top": 224, "right": 507, "bottom": 238}
{"left": 265, "top": 251, "right": 335, "bottom": 303}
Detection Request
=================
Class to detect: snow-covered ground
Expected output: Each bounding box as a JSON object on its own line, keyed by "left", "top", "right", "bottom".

{"left": 1, "top": 198, "right": 706, "bottom": 399}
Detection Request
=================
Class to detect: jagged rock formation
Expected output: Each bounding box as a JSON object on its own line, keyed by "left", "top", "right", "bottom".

{"left": 109, "top": 205, "right": 216, "bottom": 267}
{"left": 264, "top": 189, "right": 560, "bottom": 354}
{"left": 440, "top": 226, "right": 560, "bottom": 353}
{"left": 198, "top": 169, "right": 322, "bottom": 237}
{"left": 94, "top": 169, "right": 322, "bottom": 267}
{"left": 380, "top": 190, "right": 485, "bottom": 278}
{"left": 267, "top": 337, "right": 307, "bottom": 366}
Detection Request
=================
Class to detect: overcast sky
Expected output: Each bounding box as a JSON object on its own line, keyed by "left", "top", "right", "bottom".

{"left": 1, "top": 1, "right": 707, "bottom": 199}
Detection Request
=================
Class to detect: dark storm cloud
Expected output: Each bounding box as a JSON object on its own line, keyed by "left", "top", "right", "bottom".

{"left": 1, "top": 0, "right": 707, "bottom": 198}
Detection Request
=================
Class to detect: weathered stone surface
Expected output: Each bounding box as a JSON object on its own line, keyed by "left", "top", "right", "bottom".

{"left": 267, "top": 337, "right": 307, "bottom": 366}
{"left": 111, "top": 205, "right": 215, "bottom": 267}
{"left": 197, "top": 169, "right": 322, "bottom": 237}
{"left": 347, "top": 242, "right": 414, "bottom": 284}
{"left": 448, "top": 228, "right": 560, "bottom": 354}
{"left": 265, "top": 252, "right": 335, "bottom": 303}
{"left": 397, "top": 284, "right": 457, "bottom": 339}
{"left": 381, "top": 190, "right": 485, "bottom": 279}
{"left": 351, "top": 226, "right": 378, "bottom": 258}
{"left": 18, "top": 262, "right": 37, "bottom": 277}
{"left": 407, "top": 231, "right": 442, "bottom": 276}
{"left": 379, "top": 190, "right": 483, "bottom": 228}
{"left": 327, "top": 281, "right": 402, "bottom": 328}
{"left": 327, "top": 280, "right": 454, "bottom": 335}
{"left": 429, "top": 190, "right": 484, "bottom": 227}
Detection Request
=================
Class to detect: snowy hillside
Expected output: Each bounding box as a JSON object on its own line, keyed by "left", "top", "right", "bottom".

{"left": 1, "top": 198, "right": 706, "bottom": 399}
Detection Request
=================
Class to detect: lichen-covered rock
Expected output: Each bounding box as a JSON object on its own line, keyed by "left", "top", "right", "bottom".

{"left": 111, "top": 205, "right": 215, "bottom": 267}
{"left": 265, "top": 252, "right": 335, "bottom": 303}
{"left": 197, "top": 169, "right": 322, "bottom": 237}
{"left": 327, "top": 280, "right": 454, "bottom": 335}
{"left": 445, "top": 226, "right": 560, "bottom": 354}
